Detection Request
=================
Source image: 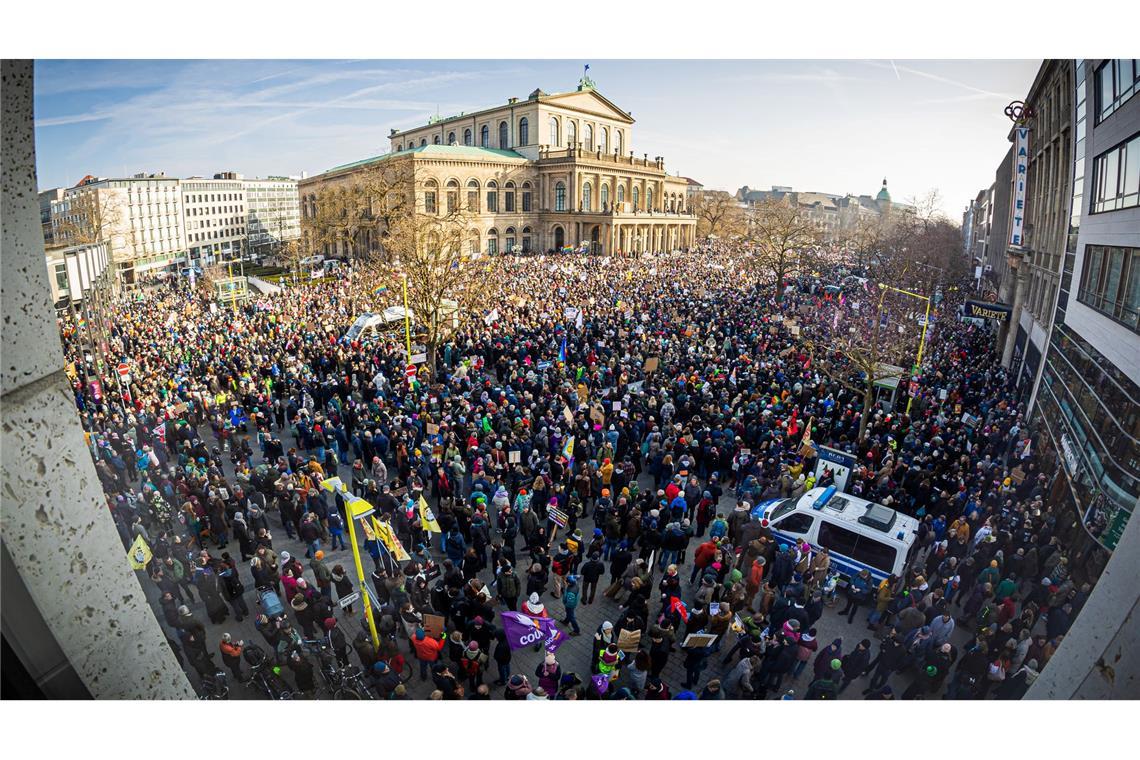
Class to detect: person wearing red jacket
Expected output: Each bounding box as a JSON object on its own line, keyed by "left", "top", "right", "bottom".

{"left": 412, "top": 628, "right": 446, "bottom": 681}
{"left": 690, "top": 538, "right": 720, "bottom": 584}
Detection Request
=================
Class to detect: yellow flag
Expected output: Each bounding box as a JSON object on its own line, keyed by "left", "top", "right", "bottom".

{"left": 419, "top": 496, "right": 442, "bottom": 534}
{"left": 372, "top": 516, "right": 411, "bottom": 561}
{"left": 127, "top": 534, "right": 153, "bottom": 570}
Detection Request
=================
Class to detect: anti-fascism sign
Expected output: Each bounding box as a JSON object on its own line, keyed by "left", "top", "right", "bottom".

{"left": 500, "top": 611, "right": 567, "bottom": 652}
{"left": 964, "top": 300, "right": 1013, "bottom": 322}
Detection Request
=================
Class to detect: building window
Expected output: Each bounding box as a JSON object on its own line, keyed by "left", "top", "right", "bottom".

{"left": 617, "top": 185, "right": 625, "bottom": 206}
{"left": 504, "top": 181, "right": 516, "bottom": 213}
{"left": 549, "top": 116, "right": 560, "bottom": 146}
{"left": 397, "top": 143, "right": 403, "bottom": 152}
{"left": 467, "top": 180, "right": 480, "bottom": 212}
{"left": 499, "top": 121, "right": 508, "bottom": 150}
{"left": 480, "top": 125, "right": 489, "bottom": 148}
{"left": 599, "top": 127, "right": 608, "bottom": 154}
{"left": 647, "top": 187, "right": 654, "bottom": 211}
{"left": 582, "top": 182, "right": 592, "bottom": 212}
{"left": 447, "top": 132, "right": 456, "bottom": 145}
{"left": 1096, "top": 59, "right": 1140, "bottom": 123}
{"left": 522, "top": 182, "right": 532, "bottom": 212}
{"left": 632, "top": 186, "right": 640, "bottom": 211}
{"left": 519, "top": 117, "right": 529, "bottom": 146}
{"left": 446, "top": 180, "right": 459, "bottom": 213}
{"left": 555, "top": 182, "right": 566, "bottom": 212}
{"left": 567, "top": 120, "right": 577, "bottom": 146}
{"left": 487, "top": 228, "right": 499, "bottom": 255}
{"left": 421, "top": 138, "right": 427, "bottom": 147}
{"left": 1079, "top": 244, "right": 1140, "bottom": 331}
{"left": 505, "top": 226, "right": 516, "bottom": 253}
{"left": 424, "top": 180, "right": 438, "bottom": 214}
{"left": 1092, "top": 133, "right": 1140, "bottom": 213}
{"left": 463, "top": 128, "right": 472, "bottom": 146}
{"left": 522, "top": 226, "right": 532, "bottom": 252}
{"left": 54, "top": 263, "right": 67, "bottom": 292}
{"left": 469, "top": 231, "right": 480, "bottom": 254}
{"left": 600, "top": 184, "right": 610, "bottom": 210}
{"left": 486, "top": 181, "right": 498, "bottom": 213}
{"left": 584, "top": 124, "right": 594, "bottom": 151}
{"left": 433, "top": 135, "right": 440, "bottom": 145}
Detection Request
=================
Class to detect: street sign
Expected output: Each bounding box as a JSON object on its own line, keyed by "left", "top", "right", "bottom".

{"left": 338, "top": 592, "right": 360, "bottom": 609}
{"left": 117, "top": 362, "right": 129, "bottom": 377}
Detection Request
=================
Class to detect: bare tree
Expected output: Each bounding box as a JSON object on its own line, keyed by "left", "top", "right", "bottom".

{"left": 52, "top": 188, "right": 125, "bottom": 247}
{"left": 743, "top": 199, "right": 821, "bottom": 301}
{"left": 690, "top": 190, "right": 746, "bottom": 240}
{"left": 304, "top": 160, "right": 414, "bottom": 262}
{"left": 374, "top": 205, "right": 482, "bottom": 374}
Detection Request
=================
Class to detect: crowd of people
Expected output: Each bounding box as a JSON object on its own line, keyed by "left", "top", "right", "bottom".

{"left": 60, "top": 243, "right": 1093, "bottom": 700}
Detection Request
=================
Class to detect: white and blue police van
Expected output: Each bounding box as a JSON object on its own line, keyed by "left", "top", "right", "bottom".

{"left": 751, "top": 486, "right": 919, "bottom": 585}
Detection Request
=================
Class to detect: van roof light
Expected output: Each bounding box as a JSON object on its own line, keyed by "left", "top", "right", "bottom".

{"left": 812, "top": 486, "right": 836, "bottom": 510}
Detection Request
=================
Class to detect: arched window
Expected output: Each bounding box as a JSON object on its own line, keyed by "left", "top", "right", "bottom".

{"left": 469, "top": 230, "right": 480, "bottom": 254}
{"left": 498, "top": 121, "right": 508, "bottom": 149}
{"left": 480, "top": 125, "right": 489, "bottom": 148}
{"left": 445, "top": 179, "right": 459, "bottom": 213}
{"left": 549, "top": 116, "right": 560, "bottom": 146}
{"left": 518, "top": 117, "right": 529, "bottom": 146}
{"left": 615, "top": 130, "right": 623, "bottom": 155}
{"left": 521, "top": 181, "right": 533, "bottom": 212}
{"left": 420, "top": 138, "right": 427, "bottom": 147}
{"left": 487, "top": 228, "right": 499, "bottom": 255}
{"left": 505, "top": 226, "right": 517, "bottom": 253}
{"left": 582, "top": 182, "right": 592, "bottom": 212}
{"left": 567, "top": 120, "right": 577, "bottom": 146}
{"left": 584, "top": 124, "right": 594, "bottom": 151}
{"left": 466, "top": 179, "right": 480, "bottom": 211}
{"left": 646, "top": 187, "right": 654, "bottom": 212}
{"left": 396, "top": 143, "right": 403, "bottom": 152}
{"left": 522, "top": 226, "right": 533, "bottom": 252}
{"left": 463, "top": 128, "right": 472, "bottom": 146}
{"left": 447, "top": 131, "right": 456, "bottom": 145}
{"left": 486, "top": 180, "right": 498, "bottom": 213}
{"left": 504, "top": 181, "right": 516, "bottom": 212}
{"left": 423, "top": 179, "right": 438, "bottom": 214}
{"left": 599, "top": 127, "right": 608, "bottom": 154}
{"left": 633, "top": 186, "right": 640, "bottom": 211}
{"left": 555, "top": 182, "right": 566, "bottom": 212}
{"left": 433, "top": 135, "right": 440, "bottom": 145}
{"left": 617, "top": 185, "right": 625, "bottom": 205}
{"left": 600, "top": 184, "right": 610, "bottom": 210}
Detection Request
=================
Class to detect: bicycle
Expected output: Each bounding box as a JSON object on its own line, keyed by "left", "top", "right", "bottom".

{"left": 197, "top": 669, "right": 229, "bottom": 700}
{"left": 302, "top": 639, "right": 372, "bottom": 699}
{"left": 243, "top": 644, "right": 294, "bottom": 700}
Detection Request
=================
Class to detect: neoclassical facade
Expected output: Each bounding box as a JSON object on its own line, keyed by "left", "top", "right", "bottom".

{"left": 300, "top": 80, "right": 696, "bottom": 255}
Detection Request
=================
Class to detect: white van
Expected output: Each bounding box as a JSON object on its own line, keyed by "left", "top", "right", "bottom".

{"left": 344, "top": 307, "right": 414, "bottom": 341}
{"left": 752, "top": 486, "right": 919, "bottom": 584}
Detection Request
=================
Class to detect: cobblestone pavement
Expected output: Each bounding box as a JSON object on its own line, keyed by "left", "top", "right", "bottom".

{"left": 149, "top": 432, "right": 974, "bottom": 700}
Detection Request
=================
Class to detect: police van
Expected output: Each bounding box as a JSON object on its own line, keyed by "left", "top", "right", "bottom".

{"left": 752, "top": 486, "right": 919, "bottom": 585}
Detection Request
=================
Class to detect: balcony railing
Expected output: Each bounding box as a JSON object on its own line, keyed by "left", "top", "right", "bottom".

{"left": 538, "top": 145, "right": 667, "bottom": 171}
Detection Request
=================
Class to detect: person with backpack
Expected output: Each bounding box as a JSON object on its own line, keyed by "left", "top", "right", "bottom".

{"left": 551, "top": 542, "right": 572, "bottom": 599}
{"left": 458, "top": 640, "right": 488, "bottom": 692}
{"left": 805, "top": 658, "right": 842, "bottom": 699}
{"left": 495, "top": 563, "right": 521, "bottom": 610}
{"left": 560, "top": 576, "right": 582, "bottom": 635}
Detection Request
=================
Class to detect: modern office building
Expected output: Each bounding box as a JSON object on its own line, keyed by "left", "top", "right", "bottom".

{"left": 242, "top": 176, "right": 301, "bottom": 257}
{"left": 38, "top": 187, "right": 65, "bottom": 246}
{"left": 1030, "top": 59, "right": 1140, "bottom": 572}
{"left": 51, "top": 173, "right": 186, "bottom": 284}
{"left": 181, "top": 174, "right": 247, "bottom": 266}
{"left": 300, "top": 77, "right": 697, "bottom": 255}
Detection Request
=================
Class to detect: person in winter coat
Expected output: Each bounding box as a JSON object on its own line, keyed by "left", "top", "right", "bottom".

{"left": 288, "top": 650, "right": 317, "bottom": 694}
{"left": 863, "top": 628, "right": 907, "bottom": 693}
{"left": 495, "top": 564, "right": 521, "bottom": 610}
{"left": 503, "top": 674, "right": 532, "bottom": 700}
{"left": 837, "top": 638, "right": 871, "bottom": 693}
{"left": 793, "top": 628, "right": 819, "bottom": 679}
{"left": 813, "top": 638, "right": 843, "bottom": 681}
{"left": 838, "top": 569, "right": 872, "bottom": 624}
{"left": 492, "top": 629, "right": 513, "bottom": 686}
{"left": 725, "top": 655, "right": 760, "bottom": 699}
{"left": 330, "top": 565, "right": 355, "bottom": 614}
{"left": 459, "top": 640, "right": 488, "bottom": 691}
{"left": 412, "top": 628, "right": 446, "bottom": 681}
{"left": 535, "top": 651, "right": 562, "bottom": 695}
{"left": 218, "top": 633, "right": 245, "bottom": 682}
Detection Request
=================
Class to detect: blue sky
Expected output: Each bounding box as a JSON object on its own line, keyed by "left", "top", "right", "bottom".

{"left": 34, "top": 59, "right": 1041, "bottom": 216}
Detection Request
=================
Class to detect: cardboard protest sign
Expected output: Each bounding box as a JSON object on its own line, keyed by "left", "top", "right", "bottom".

{"left": 423, "top": 614, "right": 445, "bottom": 640}
{"left": 617, "top": 628, "right": 642, "bottom": 653}
{"left": 644, "top": 357, "right": 659, "bottom": 373}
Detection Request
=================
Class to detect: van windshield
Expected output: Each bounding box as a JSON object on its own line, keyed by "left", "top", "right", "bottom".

{"left": 767, "top": 499, "right": 795, "bottom": 522}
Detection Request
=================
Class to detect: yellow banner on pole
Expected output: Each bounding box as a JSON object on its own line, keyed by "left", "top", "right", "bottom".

{"left": 371, "top": 516, "right": 411, "bottom": 562}
{"left": 418, "top": 496, "right": 442, "bottom": 533}
{"left": 127, "top": 534, "right": 153, "bottom": 570}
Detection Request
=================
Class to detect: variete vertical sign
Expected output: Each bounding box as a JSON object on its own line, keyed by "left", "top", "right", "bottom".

{"left": 1010, "top": 127, "right": 1029, "bottom": 246}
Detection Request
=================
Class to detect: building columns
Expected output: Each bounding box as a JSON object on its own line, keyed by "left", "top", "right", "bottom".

{"left": 1, "top": 60, "right": 194, "bottom": 699}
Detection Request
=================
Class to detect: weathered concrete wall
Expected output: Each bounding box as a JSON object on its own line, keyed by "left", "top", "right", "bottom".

{"left": 0, "top": 58, "right": 194, "bottom": 699}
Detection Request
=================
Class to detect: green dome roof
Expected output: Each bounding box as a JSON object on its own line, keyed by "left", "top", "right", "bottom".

{"left": 876, "top": 178, "right": 891, "bottom": 202}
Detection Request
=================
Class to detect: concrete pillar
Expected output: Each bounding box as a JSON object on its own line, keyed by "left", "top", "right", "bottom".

{"left": 1026, "top": 496, "right": 1140, "bottom": 698}
{"left": 0, "top": 60, "right": 194, "bottom": 699}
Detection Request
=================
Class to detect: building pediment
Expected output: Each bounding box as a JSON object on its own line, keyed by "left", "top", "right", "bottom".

{"left": 540, "top": 89, "right": 635, "bottom": 124}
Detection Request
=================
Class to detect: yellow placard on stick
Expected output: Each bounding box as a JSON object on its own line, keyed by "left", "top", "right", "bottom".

{"left": 418, "top": 496, "right": 442, "bottom": 533}
{"left": 371, "top": 516, "right": 411, "bottom": 561}
{"left": 127, "top": 534, "right": 153, "bottom": 570}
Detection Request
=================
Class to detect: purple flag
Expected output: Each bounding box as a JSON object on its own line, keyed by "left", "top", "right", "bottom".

{"left": 500, "top": 611, "right": 567, "bottom": 653}
{"left": 591, "top": 673, "right": 610, "bottom": 695}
